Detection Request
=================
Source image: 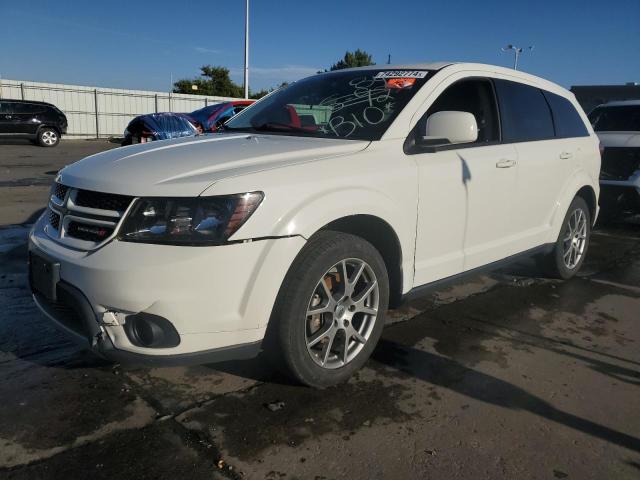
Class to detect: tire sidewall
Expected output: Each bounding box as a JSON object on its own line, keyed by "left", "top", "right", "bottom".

{"left": 274, "top": 232, "right": 389, "bottom": 388}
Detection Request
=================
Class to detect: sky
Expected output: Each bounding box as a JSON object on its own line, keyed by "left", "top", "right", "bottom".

{"left": 0, "top": 0, "right": 638, "bottom": 93}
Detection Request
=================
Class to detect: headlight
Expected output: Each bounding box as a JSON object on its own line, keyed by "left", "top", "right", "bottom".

{"left": 118, "top": 192, "right": 264, "bottom": 245}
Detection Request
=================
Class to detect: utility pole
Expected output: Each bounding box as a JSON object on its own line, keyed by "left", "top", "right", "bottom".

{"left": 501, "top": 44, "right": 534, "bottom": 70}
{"left": 244, "top": 0, "right": 250, "bottom": 99}
{"left": 387, "top": 54, "right": 391, "bottom": 65}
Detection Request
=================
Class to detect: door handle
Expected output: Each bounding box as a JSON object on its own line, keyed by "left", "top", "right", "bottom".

{"left": 559, "top": 151, "right": 573, "bottom": 160}
{"left": 496, "top": 158, "right": 517, "bottom": 168}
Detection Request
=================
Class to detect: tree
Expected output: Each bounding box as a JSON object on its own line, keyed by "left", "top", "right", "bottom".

{"left": 250, "top": 82, "right": 290, "bottom": 100}
{"left": 173, "top": 66, "right": 244, "bottom": 98}
{"left": 329, "top": 49, "right": 375, "bottom": 71}
{"left": 250, "top": 89, "right": 271, "bottom": 99}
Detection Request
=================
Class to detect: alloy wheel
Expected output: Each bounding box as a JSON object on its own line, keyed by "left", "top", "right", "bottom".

{"left": 562, "top": 208, "right": 588, "bottom": 269}
{"left": 41, "top": 130, "right": 58, "bottom": 145}
{"left": 305, "top": 258, "right": 379, "bottom": 369}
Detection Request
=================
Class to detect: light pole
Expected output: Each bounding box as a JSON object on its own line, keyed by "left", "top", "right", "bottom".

{"left": 501, "top": 44, "right": 534, "bottom": 70}
{"left": 244, "top": 0, "right": 249, "bottom": 99}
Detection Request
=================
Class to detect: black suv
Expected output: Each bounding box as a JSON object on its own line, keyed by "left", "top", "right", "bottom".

{"left": 0, "top": 99, "right": 68, "bottom": 147}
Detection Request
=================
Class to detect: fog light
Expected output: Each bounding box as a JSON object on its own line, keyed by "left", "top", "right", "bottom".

{"left": 124, "top": 313, "right": 180, "bottom": 348}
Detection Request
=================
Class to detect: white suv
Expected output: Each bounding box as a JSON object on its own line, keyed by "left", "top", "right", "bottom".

{"left": 588, "top": 100, "right": 640, "bottom": 216}
{"left": 29, "top": 63, "right": 600, "bottom": 387}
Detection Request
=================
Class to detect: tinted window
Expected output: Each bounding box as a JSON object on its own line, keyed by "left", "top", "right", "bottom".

{"left": 0, "top": 102, "right": 16, "bottom": 114}
{"left": 495, "top": 80, "right": 554, "bottom": 142}
{"left": 424, "top": 78, "right": 500, "bottom": 143}
{"left": 543, "top": 92, "right": 589, "bottom": 138}
{"left": 13, "top": 103, "right": 45, "bottom": 114}
{"left": 588, "top": 105, "right": 640, "bottom": 132}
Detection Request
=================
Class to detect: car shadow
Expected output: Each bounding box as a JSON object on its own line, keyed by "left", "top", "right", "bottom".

{"left": 0, "top": 138, "right": 37, "bottom": 146}
{"left": 372, "top": 338, "right": 640, "bottom": 453}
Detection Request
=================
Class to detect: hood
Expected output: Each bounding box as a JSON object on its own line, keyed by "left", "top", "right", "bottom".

{"left": 57, "top": 134, "right": 369, "bottom": 196}
{"left": 597, "top": 132, "right": 640, "bottom": 148}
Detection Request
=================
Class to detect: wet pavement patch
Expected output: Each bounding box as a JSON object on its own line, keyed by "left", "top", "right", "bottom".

{"left": 0, "top": 421, "right": 221, "bottom": 480}
{"left": 177, "top": 377, "right": 415, "bottom": 462}
{"left": 0, "top": 359, "right": 149, "bottom": 451}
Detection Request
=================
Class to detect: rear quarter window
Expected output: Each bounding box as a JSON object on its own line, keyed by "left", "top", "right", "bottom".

{"left": 543, "top": 92, "right": 589, "bottom": 138}
{"left": 494, "top": 79, "right": 555, "bottom": 142}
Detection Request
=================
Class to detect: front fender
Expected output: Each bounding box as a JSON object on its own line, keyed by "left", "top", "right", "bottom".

{"left": 203, "top": 144, "right": 419, "bottom": 293}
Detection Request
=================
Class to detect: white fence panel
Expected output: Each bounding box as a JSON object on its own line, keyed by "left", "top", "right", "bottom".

{"left": 0, "top": 79, "right": 241, "bottom": 139}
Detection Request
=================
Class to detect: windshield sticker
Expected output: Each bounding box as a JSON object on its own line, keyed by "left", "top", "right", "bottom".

{"left": 318, "top": 77, "right": 394, "bottom": 137}
{"left": 375, "top": 70, "right": 428, "bottom": 79}
{"left": 385, "top": 78, "right": 417, "bottom": 89}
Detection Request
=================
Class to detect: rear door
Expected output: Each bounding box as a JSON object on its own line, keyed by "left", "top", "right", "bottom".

{"left": 494, "top": 80, "right": 567, "bottom": 252}
{"left": 12, "top": 103, "right": 43, "bottom": 134}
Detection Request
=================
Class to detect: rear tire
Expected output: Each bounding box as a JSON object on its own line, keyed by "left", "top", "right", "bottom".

{"left": 265, "top": 231, "right": 389, "bottom": 388}
{"left": 538, "top": 196, "right": 591, "bottom": 279}
{"left": 37, "top": 127, "right": 60, "bottom": 147}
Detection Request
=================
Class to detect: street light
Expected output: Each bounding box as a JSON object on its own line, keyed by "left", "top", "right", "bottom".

{"left": 501, "top": 44, "right": 534, "bottom": 70}
{"left": 244, "top": 0, "right": 249, "bottom": 99}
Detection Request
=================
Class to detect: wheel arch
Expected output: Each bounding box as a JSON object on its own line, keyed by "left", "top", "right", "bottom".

{"left": 549, "top": 169, "right": 600, "bottom": 243}
{"left": 37, "top": 124, "right": 61, "bottom": 136}
{"left": 320, "top": 214, "right": 404, "bottom": 308}
{"left": 575, "top": 185, "right": 598, "bottom": 226}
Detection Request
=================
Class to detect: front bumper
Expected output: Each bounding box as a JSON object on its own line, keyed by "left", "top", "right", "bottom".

{"left": 29, "top": 214, "right": 306, "bottom": 362}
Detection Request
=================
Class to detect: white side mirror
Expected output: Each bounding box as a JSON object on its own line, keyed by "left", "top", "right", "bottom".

{"left": 423, "top": 111, "right": 478, "bottom": 145}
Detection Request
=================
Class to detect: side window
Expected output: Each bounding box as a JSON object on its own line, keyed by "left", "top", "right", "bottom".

{"left": 0, "top": 102, "right": 16, "bottom": 114}
{"left": 543, "top": 92, "right": 589, "bottom": 138}
{"left": 494, "top": 79, "right": 554, "bottom": 142}
{"left": 422, "top": 78, "right": 500, "bottom": 143}
{"left": 13, "top": 103, "right": 43, "bottom": 114}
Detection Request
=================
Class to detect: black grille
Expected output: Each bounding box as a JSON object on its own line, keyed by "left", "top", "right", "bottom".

{"left": 75, "top": 189, "right": 133, "bottom": 212}
{"left": 53, "top": 183, "right": 68, "bottom": 201}
{"left": 48, "top": 209, "right": 60, "bottom": 230}
{"left": 67, "top": 221, "right": 114, "bottom": 242}
{"left": 600, "top": 147, "right": 640, "bottom": 180}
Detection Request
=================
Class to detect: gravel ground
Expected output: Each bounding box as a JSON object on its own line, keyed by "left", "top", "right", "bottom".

{"left": 0, "top": 140, "right": 638, "bottom": 480}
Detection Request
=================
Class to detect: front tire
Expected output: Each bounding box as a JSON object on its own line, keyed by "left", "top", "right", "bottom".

{"left": 539, "top": 196, "right": 591, "bottom": 279}
{"left": 266, "top": 231, "right": 389, "bottom": 388}
{"left": 37, "top": 128, "right": 60, "bottom": 147}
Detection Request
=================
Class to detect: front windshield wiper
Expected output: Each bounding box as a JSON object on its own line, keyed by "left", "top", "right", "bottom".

{"left": 217, "top": 125, "right": 252, "bottom": 133}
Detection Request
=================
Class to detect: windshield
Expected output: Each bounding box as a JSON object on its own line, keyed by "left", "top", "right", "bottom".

{"left": 589, "top": 105, "right": 640, "bottom": 132}
{"left": 225, "top": 69, "right": 433, "bottom": 140}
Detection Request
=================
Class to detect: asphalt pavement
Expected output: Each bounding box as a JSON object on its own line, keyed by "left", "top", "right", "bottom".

{"left": 0, "top": 140, "right": 638, "bottom": 480}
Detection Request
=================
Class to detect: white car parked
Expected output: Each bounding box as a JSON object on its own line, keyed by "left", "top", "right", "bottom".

{"left": 588, "top": 100, "right": 640, "bottom": 217}
{"left": 29, "top": 63, "right": 600, "bottom": 387}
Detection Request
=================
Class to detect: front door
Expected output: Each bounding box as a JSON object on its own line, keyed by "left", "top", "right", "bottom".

{"left": 412, "top": 77, "right": 518, "bottom": 285}
{"left": 0, "top": 101, "right": 15, "bottom": 134}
